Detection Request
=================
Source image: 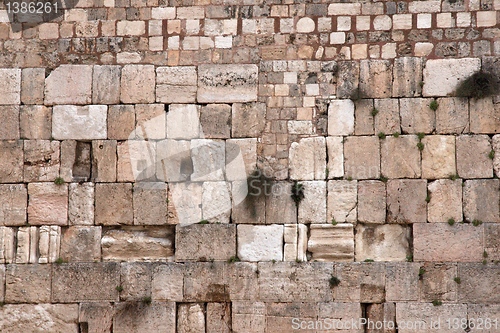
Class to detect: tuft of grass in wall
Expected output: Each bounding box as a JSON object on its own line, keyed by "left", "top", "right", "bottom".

{"left": 329, "top": 276, "right": 341, "bottom": 287}
{"left": 142, "top": 296, "right": 152, "bottom": 305}
{"left": 454, "top": 71, "right": 499, "bottom": 99}
{"left": 449, "top": 174, "right": 460, "bottom": 181}
{"left": 419, "top": 267, "right": 426, "bottom": 278}
{"left": 380, "top": 175, "right": 388, "bottom": 183}
{"left": 228, "top": 256, "right": 240, "bottom": 263}
{"left": 116, "top": 286, "right": 124, "bottom": 292}
{"left": 472, "top": 219, "right": 483, "bottom": 227}
{"left": 489, "top": 150, "right": 495, "bottom": 160}
{"left": 325, "top": 168, "right": 329, "bottom": 179}
{"left": 417, "top": 132, "right": 425, "bottom": 140}
{"left": 483, "top": 250, "right": 488, "bottom": 258}
{"left": 54, "top": 177, "right": 65, "bottom": 185}
{"left": 55, "top": 257, "right": 65, "bottom": 265}
{"left": 371, "top": 108, "right": 379, "bottom": 117}
{"left": 378, "top": 132, "right": 386, "bottom": 139}
{"left": 406, "top": 254, "right": 413, "bottom": 262}
{"left": 346, "top": 176, "right": 353, "bottom": 181}
{"left": 425, "top": 191, "right": 431, "bottom": 203}
{"left": 417, "top": 142, "right": 424, "bottom": 151}
{"left": 364, "top": 259, "right": 374, "bottom": 262}
{"left": 454, "top": 277, "right": 461, "bottom": 284}
{"left": 291, "top": 181, "right": 305, "bottom": 205}
{"left": 393, "top": 132, "right": 400, "bottom": 138}
{"left": 447, "top": 218, "right": 455, "bottom": 226}
{"left": 429, "top": 99, "right": 439, "bottom": 111}
{"left": 432, "top": 300, "right": 443, "bottom": 306}
{"left": 331, "top": 217, "right": 338, "bottom": 226}
{"left": 198, "top": 220, "right": 209, "bottom": 224}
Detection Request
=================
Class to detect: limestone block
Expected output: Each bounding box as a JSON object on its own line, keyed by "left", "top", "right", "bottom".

{"left": 200, "top": 104, "right": 231, "bottom": 139}
{"left": 421, "top": 135, "right": 456, "bottom": 179}
{"left": 381, "top": 136, "right": 421, "bottom": 178}
{"left": 354, "top": 99, "right": 374, "bottom": 135}
{"left": 0, "top": 304, "right": 78, "bottom": 333}
{"left": 231, "top": 103, "right": 266, "bottom": 138}
{"left": 117, "top": 140, "right": 156, "bottom": 182}
{"left": 119, "top": 263, "right": 153, "bottom": 301}
{"left": 266, "top": 302, "right": 319, "bottom": 332}
{"left": 318, "top": 303, "right": 362, "bottom": 332}
{"left": 284, "top": 224, "right": 298, "bottom": 261}
{"left": 289, "top": 137, "right": 326, "bottom": 180}
{"left": 387, "top": 179, "right": 427, "bottom": 223}
{"left": 45, "top": 65, "right": 92, "bottom": 105}
{"left": 113, "top": 302, "right": 175, "bottom": 333}
{"left": 207, "top": 303, "right": 231, "bottom": 333}
{"left": 265, "top": 181, "right": 297, "bottom": 224}
{"left": 152, "top": 264, "right": 184, "bottom": 301}
{"left": 359, "top": 60, "right": 392, "bottom": 98}
{"left": 470, "top": 97, "right": 500, "bottom": 133}
{"left": 399, "top": 98, "right": 436, "bottom": 134}
{"left": 38, "top": 226, "right": 61, "bottom": 264}
{"left": 393, "top": 57, "right": 423, "bottom": 97}
{"left": 226, "top": 138, "right": 257, "bottom": 181}
{"left": 156, "top": 66, "right": 197, "bottom": 103}
{"left": 14, "top": 227, "right": 31, "bottom": 264}
{"left": 357, "top": 180, "right": 386, "bottom": 223}
{"left": 198, "top": 64, "right": 258, "bottom": 103}
{"left": 396, "top": 303, "right": 467, "bottom": 333}
{"left": 423, "top": 58, "right": 481, "bottom": 97}
{"left": 28, "top": 183, "right": 68, "bottom": 226}
{"left": 168, "top": 182, "right": 202, "bottom": 225}
{"left": 327, "top": 99, "right": 355, "bottom": 136}
{"left": 60, "top": 226, "right": 101, "bottom": 262}
{"left": 374, "top": 98, "right": 400, "bottom": 134}
{"left": 116, "top": 20, "right": 145, "bottom": 36}
{"left": 237, "top": 224, "right": 283, "bottom": 262}
{"left": 101, "top": 227, "right": 174, "bottom": 261}
{"left": 326, "top": 136, "right": 344, "bottom": 178}
{"left": 336, "top": 61, "right": 359, "bottom": 99}
{"left": 5, "top": 264, "right": 51, "bottom": 303}
{"left": 385, "top": 263, "right": 420, "bottom": 301}
{"left": 21, "top": 68, "right": 44, "bottom": 104}
{"left": 463, "top": 179, "right": 500, "bottom": 222}
{"left": 467, "top": 304, "right": 500, "bottom": 325}
{"left": 156, "top": 139, "right": 191, "bottom": 182}
{"left": 60, "top": 141, "right": 92, "bottom": 182}
{"left": 298, "top": 181, "right": 327, "bottom": 224}
{"left": 366, "top": 303, "right": 396, "bottom": 333}
{"left": 344, "top": 136, "right": 380, "bottom": 179}
{"left": 0, "top": 184, "right": 27, "bottom": 226}
{"left": 494, "top": 134, "right": 500, "bottom": 177}
{"left": 133, "top": 182, "right": 167, "bottom": 226}
{"left": 68, "top": 183, "right": 94, "bottom": 225}
{"left": 0, "top": 68, "right": 21, "bottom": 104}
{"left": 0, "top": 227, "right": 15, "bottom": 264}
{"left": 231, "top": 180, "right": 265, "bottom": 224}
{"left": 91, "top": 140, "right": 117, "bottom": 182}
{"left": 232, "top": 301, "right": 266, "bottom": 333}
{"left": 23, "top": 140, "right": 60, "bottom": 182}
{"left": 182, "top": 262, "right": 227, "bottom": 301}
{"left": 134, "top": 104, "right": 166, "bottom": 140}
{"left": 435, "top": 97, "right": 469, "bottom": 134}
{"left": 166, "top": 104, "right": 200, "bottom": 139}
{"left": 95, "top": 183, "right": 133, "bottom": 226}
{"left": 427, "top": 179, "right": 462, "bottom": 223}
{"left": 52, "top": 105, "right": 107, "bottom": 140}
{"left": 0, "top": 140, "right": 23, "bottom": 183}
{"left": 419, "top": 263, "right": 458, "bottom": 302}
{"left": 176, "top": 224, "right": 236, "bottom": 261}
{"left": 308, "top": 224, "right": 354, "bottom": 262}
{"left": 79, "top": 303, "right": 114, "bottom": 333}
{"left": 202, "top": 181, "right": 231, "bottom": 223}
{"left": 459, "top": 264, "right": 500, "bottom": 302}
{"left": 20, "top": 106, "right": 52, "bottom": 139}
{"left": 327, "top": 180, "right": 357, "bottom": 223}
{"left": 92, "top": 65, "right": 121, "bottom": 104}
{"left": 191, "top": 139, "right": 225, "bottom": 181}
{"left": 334, "top": 263, "right": 386, "bottom": 303}
{"left": 0, "top": 106, "right": 19, "bottom": 140}
{"left": 120, "top": 65, "right": 155, "bottom": 103}
{"left": 456, "top": 135, "right": 493, "bottom": 178}
{"left": 177, "top": 303, "right": 205, "bottom": 333}
{"left": 108, "top": 105, "right": 135, "bottom": 140}
{"left": 355, "top": 224, "right": 411, "bottom": 261}
{"left": 485, "top": 223, "right": 500, "bottom": 259}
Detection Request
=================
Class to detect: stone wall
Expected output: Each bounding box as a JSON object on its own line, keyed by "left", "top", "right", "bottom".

{"left": 0, "top": 0, "right": 500, "bottom": 332}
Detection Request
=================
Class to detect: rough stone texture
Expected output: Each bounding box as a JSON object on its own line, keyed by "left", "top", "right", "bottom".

{"left": 232, "top": 301, "right": 266, "bottom": 333}
{"left": 265, "top": 181, "right": 297, "bottom": 224}
{"left": 344, "top": 136, "right": 380, "bottom": 180}
{"left": 60, "top": 140, "right": 91, "bottom": 182}
{"left": 427, "top": 179, "right": 463, "bottom": 223}
{"left": 393, "top": 57, "right": 423, "bottom": 97}
{"left": 114, "top": 302, "right": 175, "bottom": 333}
{"left": 95, "top": 183, "right": 133, "bottom": 226}
{"left": 336, "top": 61, "right": 359, "bottom": 99}
{"left": 435, "top": 97, "right": 469, "bottom": 134}
{"left": 156, "top": 66, "right": 197, "bottom": 103}
{"left": 200, "top": 104, "right": 231, "bottom": 139}
{"left": 120, "top": 263, "right": 152, "bottom": 301}
{"left": 60, "top": 226, "right": 101, "bottom": 262}
{"left": 423, "top": 58, "right": 482, "bottom": 97}
{"left": 133, "top": 182, "right": 168, "bottom": 226}
{"left": 421, "top": 135, "right": 456, "bottom": 179}
{"left": 396, "top": 303, "right": 467, "bottom": 333}
{"left": 328, "top": 99, "right": 355, "bottom": 136}
{"left": 381, "top": 136, "right": 421, "bottom": 178}
{"left": 156, "top": 139, "right": 192, "bottom": 182}
{"left": 463, "top": 179, "right": 500, "bottom": 223}
{"left": 79, "top": 302, "right": 114, "bottom": 333}
{"left": 5, "top": 264, "right": 51, "bottom": 303}
{"left": 68, "top": 183, "right": 94, "bottom": 225}
{"left": 0, "top": 140, "right": 23, "bottom": 183}
{"left": 354, "top": 99, "right": 374, "bottom": 135}
{"left": 92, "top": 65, "right": 121, "bottom": 104}
{"left": 359, "top": 60, "right": 392, "bottom": 98}
{"left": 399, "top": 98, "right": 435, "bottom": 134}
{"left": 0, "top": 69, "right": 21, "bottom": 105}
{"left": 231, "top": 103, "right": 266, "bottom": 138}
{"left": 289, "top": 137, "right": 326, "bottom": 180}
{"left": 327, "top": 180, "right": 357, "bottom": 223}
{"left": 0, "top": 184, "right": 27, "bottom": 226}
{"left": 28, "top": 183, "right": 68, "bottom": 226}
{"left": 23, "top": 140, "right": 60, "bottom": 182}
{"left": 91, "top": 140, "right": 117, "bottom": 182}
{"left": 20, "top": 106, "right": 52, "bottom": 139}
{"left": 175, "top": 224, "right": 236, "bottom": 261}
{"left": 166, "top": 104, "right": 200, "bottom": 139}
{"left": 207, "top": 303, "right": 231, "bottom": 333}
{"left": 374, "top": 99, "right": 400, "bottom": 134}
{"left": 108, "top": 105, "right": 135, "bottom": 140}
{"left": 120, "top": 65, "right": 155, "bottom": 103}
{"left": 355, "top": 224, "right": 411, "bottom": 261}
{"left": 326, "top": 136, "right": 344, "bottom": 178}
{"left": 226, "top": 138, "right": 257, "bottom": 181}
{"left": 308, "top": 224, "right": 354, "bottom": 262}
{"left": 298, "top": 181, "right": 326, "bottom": 224}
{"left": 152, "top": 264, "right": 184, "bottom": 301}
{"left": 45, "top": 65, "right": 92, "bottom": 105}
{"left": 456, "top": 135, "right": 493, "bottom": 179}
{"left": 168, "top": 182, "right": 203, "bottom": 226}
{"left": 334, "top": 263, "right": 386, "bottom": 302}
{"left": 191, "top": 139, "right": 225, "bottom": 182}
{"left": 0, "top": 304, "right": 78, "bottom": 333}
{"left": 317, "top": 303, "right": 362, "bottom": 331}
{"left": 414, "top": 223, "right": 483, "bottom": 262}
{"left": 198, "top": 64, "right": 258, "bottom": 103}
{"left": 177, "top": 303, "right": 206, "bottom": 333}
{"left": 385, "top": 263, "right": 420, "bottom": 301}
{"left": 21, "top": 68, "right": 44, "bottom": 105}
{"left": 387, "top": 179, "right": 427, "bottom": 223}
{"left": 237, "top": 224, "right": 283, "bottom": 262}
{"left": 117, "top": 140, "right": 156, "bottom": 182}
{"left": 134, "top": 104, "right": 166, "bottom": 140}
{"left": 419, "top": 263, "right": 458, "bottom": 302}
{"left": 470, "top": 97, "right": 500, "bottom": 133}
{"left": 202, "top": 181, "right": 232, "bottom": 223}
{"left": 52, "top": 105, "right": 107, "bottom": 140}
{"left": 101, "top": 227, "right": 174, "bottom": 261}
{"left": 458, "top": 264, "right": 500, "bottom": 303}
{"left": 357, "top": 180, "right": 386, "bottom": 223}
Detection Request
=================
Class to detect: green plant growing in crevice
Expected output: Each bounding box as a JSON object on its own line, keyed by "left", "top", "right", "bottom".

{"left": 371, "top": 108, "right": 379, "bottom": 117}
{"left": 393, "top": 132, "right": 400, "bottom": 138}
{"left": 329, "top": 276, "right": 341, "bottom": 287}
{"left": 380, "top": 175, "right": 388, "bottom": 183}
{"left": 325, "top": 168, "right": 329, "bottom": 178}
{"left": 55, "top": 257, "right": 65, "bottom": 265}
{"left": 198, "top": 220, "right": 209, "bottom": 224}
{"left": 454, "top": 71, "right": 499, "bottom": 99}
{"left": 331, "top": 217, "right": 338, "bottom": 225}
{"left": 228, "top": 256, "right": 240, "bottom": 263}
{"left": 346, "top": 176, "right": 353, "bottom": 181}
{"left": 364, "top": 259, "right": 374, "bottom": 262}
{"left": 483, "top": 250, "right": 488, "bottom": 259}
{"left": 406, "top": 254, "right": 413, "bottom": 262}
{"left": 116, "top": 285, "right": 124, "bottom": 292}
{"left": 489, "top": 150, "right": 495, "bottom": 160}
{"left": 419, "top": 267, "right": 426, "bottom": 279}
{"left": 378, "top": 132, "right": 386, "bottom": 139}
{"left": 291, "top": 181, "right": 305, "bottom": 205}
{"left": 447, "top": 218, "right": 455, "bottom": 226}
{"left": 54, "top": 177, "right": 65, "bottom": 185}
{"left": 472, "top": 219, "right": 483, "bottom": 226}
{"left": 142, "top": 296, "right": 152, "bottom": 305}
{"left": 429, "top": 99, "right": 439, "bottom": 111}
{"left": 425, "top": 191, "right": 431, "bottom": 203}
{"left": 454, "top": 277, "right": 461, "bottom": 284}
{"left": 417, "top": 142, "right": 424, "bottom": 151}
{"left": 432, "top": 300, "right": 443, "bottom": 306}
{"left": 449, "top": 174, "right": 460, "bottom": 181}
{"left": 417, "top": 132, "right": 426, "bottom": 140}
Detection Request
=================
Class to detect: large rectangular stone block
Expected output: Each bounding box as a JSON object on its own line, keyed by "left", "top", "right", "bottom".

{"left": 108, "top": 105, "right": 135, "bottom": 140}
{"left": 334, "top": 263, "right": 386, "bottom": 303}
{"left": 374, "top": 98, "right": 400, "bottom": 134}
{"left": 60, "top": 226, "right": 101, "bottom": 262}
{"left": 0, "top": 68, "right": 21, "bottom": 104}
{"left": 328, "top": 99, "right": 355, "bottom": 136}
{"left": 308, "top": 224, "right": 354, "bottom": 262}
{"left": 92, "top": 65, "right": 121, "bottom": 104}
{"left": 456, "top": 135, "right": 493, "bottom": 178}
{"left": 386, "top": 263, "right": 420, "bottom": 301}
{"left": 166, "top": 104, "right": 200, "bottom": 139}
{"left": 0, "top": 304, "right": 78, "bottom": 333}
{"left": 231, "top": 102, "right": 266, "bottom": 138}
{"left": 28, "top": 183, "right": 68, "bottom": 226}
{"left": 396, "top": 303, "right": 467, "bottom": 333}
{"left": 357, "top": 180, "right": 386, "bottom": 223}
{"left": 20, "top": 105, "right": 52, "bottom": 139}
{"left": 298, "top": 181, "right": 327, "bottom": 224}
{"left": 427, "top": 179, "right": 462, "bottom": 223}
{"left": 52, "top": 105, "right": 107, "bottom": 140}
{"left": 133, "top": 182, "right": 167, "bottom": 226}
{"left": 355, "top": 224, "right": 411, "bottom": 262}
{"left": 327, "top": 180, "right": 357, "bottom": 223}
{"left": 0, "top": 184, "right": 27, "bottom": 226}
{"left": 120, "top": 262, "right": 153, "bottom": 301}
{"left": 45, "top": 65, "right": 92, "bottom": 105}
{"left": 95, "top": 183, "right": 133, "bottom": 226}
{"left": 400, "top": 98, "right": 436, "bottom": 134}
{"left": 5, "top": 264, "right": 51, "bottom": 303}
{"left": 232, "top": 301, "right": 266, "bottom": 333}
{"left": 0, "top": 140, "right": 23, "bottom": 183}
{"left": 359, "top": 60, "right": 393, "bottom": 98}
{"left": 21, "top": 68, "right": 44, "bottom": 104}
{"left": 458, "top": 264, "right": 500, "bottom": 303}
{"left": 120, "top": 65, "right": 155, "bottom": 103}
{"left": 381, "top": 136, "right": 421, "bottom": 178}
{"left": 421, "top": 135, "right": 456, "bottom": 179}
{"left": 419, "top": 263, "right": 458, "bottom": 302}
{"left": 238, "top": 224, "right": 283, "bottom": 262}
{"left": 23, "top": 140, "right": 60, "bottom": 182}
{"left": 152, "top": 264, "right": 184, "bottom": 301}
{"left": 0, "top": 106, "right": 20, "bottom": 140}
{"left": 156, "top": 66, "right": 197, "bottom": 103}
{"left": 392, "top": 57, "right": 423, "bottom": 97}
{"left": 289, "top": 137, "right": 326, "bottom": 180}
{"left": 387, "top": 179, "right": 427, "bottom": 223}
{"left": 113, "top": 302, "right": 175, "bottom": 333}
{"left": 68, "top": 183, "right": 94, "bottom": 225}
{"left": 423, "top": 58, "right": 481, "bottom": 97}
{"left": 176, "top": 224, "right": 236, "bottom": 261}
{"left": 435, "top": 97, "right": 469, "bottom": 134}
{"left": 344, "top": 136, "right": 380, "bottom": 179}
{"left": 78, "top": 302, "right": 114, "bottom": 333}
{"left": 463, "top": 179, "right": 500, "bottom": 223}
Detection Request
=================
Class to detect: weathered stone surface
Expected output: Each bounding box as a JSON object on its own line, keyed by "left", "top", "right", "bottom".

{"left": 393, "top": 57, "right": 423, "bottom": 97}
{"left": 344, "top": 136, "right": 380, "bottom": 179}
{"left": 308, "top": 224, "right": 354, "bottom": 262}
{"left": 231, "top": 179, "right": 265, "bottom": 224}
{"left": 92, "top": 65, "right": 121, "bottom": 104}
{"left": 101, "top": 227, "right": 174, "bottom": 261}
{"left": 133, "top": 182, "right": 167, "bottom": 225}
{"left": 334, "top": 263, "right": 386, "bottom": 303}
{"left": 68, "top": 183, "right": 94, "bottom": 225}
{"left": 95, "top": 183, "right": 133, "bottom": 226}
{"left": 120, "top": 262, "right": 153, "bottom": 301}
{"left": 419, "top": 263, "right": 458, "bottom": 302}
{"left": 366, "top": 303, "right": 396, "bottom": 333}
{"left": 471, "top": 97, "right": 500, "bottom": 133}
{"left": 336, "top": 61, "right": 359, "bottom": 99}
{"left": 23, "top": 140, "right": 60, "bottom": 182}
{"left": 5, "top": 264, "right": 51, "bottom": 303}
{"left": 289, "top": 137, "right": 326, "bottom": 180}
{"left": 168, "top": 182, "right": 202, "bottom": 225}
{"left": 357, "top": 180, "right": 386, "bottom": 223}
{"left": 435, "top": 97, "right": 469, "bottom": 134}
{"left": 156, "top": 66, "right": 197, "bottom": 103}
{"left": 232, "top": 301, "right": 266, "bottom": 333}
{"left": 226, "top": 138, "right": 257, "bottom": 181}
{"left": 60, "top": 226, "right": 101, "bottom": 262}
{"left": 120, "top": 65, "right": 155, "bottom": 103}
{"left": 387, "top": 179, "right": 427, "bottom": 223}
{"left": 79, "top": 302, "right": 114, "bottom": 333}
{"left": 231, "top": 103, "right": 266, "bottom": 138}
{"left": 15, "top": 227, "right": 32, "bottom": 264}
{"left": 191, "top": 139, "right": 225, "bottom": 181}
{"left": 327, "top": 180, "right": 357, "bottom": 223}
{"left": 355, "top": 224, "right": 411, "bottom": 261}
{"left": 21, "top": 68, "right": 44, "bottom": 104}
{"left": 0, "top": 106, "right": 19, "bottom": 140}
{"left": 238, "top": 224, "right": 283, "bottom": 262}
{"left": 20, "top": 106, "right": 52, "bottom": 139}
{"left": 0, "top": 184, "right": 27, "bottom": 226}
{"left": 178, "top": 303, "right": 206, "bottom": 333}
{"left": 0, "top": 68, "right": 21, "bottom": 104}
{"left": 91, "top": 140, "right": 116, "bottom": 182}
{"left": 396, "top": 303, "right": 467, "bottom": 333}
{"left": 202, "top": 181, "right": 231, "bottom": 223}
{"left": 423, "top": 58, "right": 481, "bottom": 97}
{"left": 117, "top": 140, "right": 156, "bottom": 182}
{"left": 108, "top": 105, "right": 135, "bottom": 140}
{"left": 114, "top": 302, "right": 175, "bottom": 333}
{"left": 318, "top": 302, "right": 362, "bottom": 331}
{"left": 374, "top": 98, "right": 400, "bottom": 134}
{"left": 386, "top": 263, "right": 420, "bottom": 301}
{"left": 0, "top": 304, "right": 78, "bottom": 333}
{"left": 207, "top": 303, "right": 231, "bottom": 333}
{"left": 399, "top": 98, "right": 436, "bottom": 134}
{"left": 265, "top": 181, "right": 297, "bottom": 224}
{"left": 38, "top": 226, "right": 61, "bottom": 264}
{"left": 298, "top": 181, "right": 327, "bottom": 224}
{"left": 427, "top": 179, "right": 462, "bottom": 223}
{"left": 166, "top": 104, "right": 201, "bottom": 139}
{"left": 52, "top": 263, "right": 120, "bottom": 302}
{"left": 28, "top": 183, "right": 68, "bottom": 226}
{"left": 134, "top": 104, "right": 166, "bottom": 140}
{"left": 52, "top": 105, "right": 107, "bottom": 140}
{"left": 459, "top": 265, "right": 500, "bottom": 302}
{"left": 326, "top": 136, "right": 344, "bottom": 178}
{"left": 421, "top": 135, "right": 456, "bottom": 179}
{"left": 463, "top": 179, "right": 500, "bottom": 222}
{"left": 381, "top": 136, "right": 421, "bottom": 178}
{"left": 354, "top": 99, "right": 374, "bottom": 135}
{"left": 45, "top": 65, "right": 92, "bottom": 105}
{"left": 156, "top": 139, "right": 191, "bottom": 182}
{"left": 176, "top": 224, "right": 236, "bottom": 261}
{"left": 0, "top": 227, "right": 16, "bottom": 264}
{"left": 266, "top": 302, "right": 319, "bottom": 332}
{"left": 152, "top": 264, "right": 184, "bottom": 301}
{"left": 200, "top": 104, "right": 231, "bottom": 139}
{"left": 198, "top": 64, "right": 258, "bottom": 103}
{"left": 360, "top": 60, "right": 392, "bottom": 98}
{"left": 456, "top": 135, "right": 493, "bottom": 178}
{"left": 328, "top": 99, "right": 355, "bottom": 136}
{"left": 0, "top": 140, "right": 23, "bottom": 183}
{"left": 467, "top": 304, "right": 500, "bottom": 326}
{"left": 60, "top": 140, "right": 91, "bottom": 182}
